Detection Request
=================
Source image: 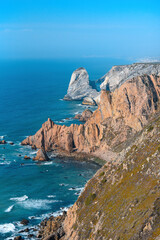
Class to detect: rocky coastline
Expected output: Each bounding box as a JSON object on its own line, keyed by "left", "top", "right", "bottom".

{"left": 20, "top": 63, "right": 160, "bottom": 240}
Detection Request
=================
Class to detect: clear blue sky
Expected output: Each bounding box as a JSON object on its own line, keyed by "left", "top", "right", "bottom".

{"left": 0, "top": 0, "right": 160, "bottom": 59}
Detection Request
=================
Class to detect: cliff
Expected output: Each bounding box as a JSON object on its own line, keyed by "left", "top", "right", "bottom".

{"left": 100, "top": 62, "right": 160, "bottom": 92}
{"left": 21, "top": 68, "right": 160, "bottom": 240}
{"left": 38, "top": 111, "right": 160, "bottom": 240}
{"left": 22, "top": 74, "right": 160, "bottom": 161}
{"left": 60, "top": 112, "right": 160, "bottom": 240}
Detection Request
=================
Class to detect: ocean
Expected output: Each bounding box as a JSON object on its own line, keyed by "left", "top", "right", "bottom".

{"left": 0, "top": 58, "right": 131, "bottom": 239}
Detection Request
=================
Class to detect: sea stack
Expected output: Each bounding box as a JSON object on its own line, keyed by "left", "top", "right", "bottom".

{"left": 64, "top": 67, "right": 99, "bottom": 105}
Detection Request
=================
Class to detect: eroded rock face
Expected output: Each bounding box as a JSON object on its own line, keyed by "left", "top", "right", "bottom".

{"left": 38, "top": 112, "right": 160, "bottom": 240}
{"left": 33, "top": 148, "right": 49, "bottom": 161}
{"left": 22, "top": 74, "right": 160, "bottom": 159}
{"left": 100, "top": 63, "right": 160, "bottom": 91}
{"left": 82, "top": 97, "right": 96, "bottom": 106}
{"left": 74, "top": 109, "right": 93, "bottom": 122}
{"left": 62, "top": 112, "right": 160, "bottom": 240}
{"left": 64, "top": 67, "right": 99, "bottom": 102}
{"left": 38, "top": 212, "right": 66, "bottom": 240}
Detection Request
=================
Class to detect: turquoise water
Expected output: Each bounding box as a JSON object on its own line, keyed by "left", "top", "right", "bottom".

{"left": 0, "top": 58, "right": 131, "bottom": 239}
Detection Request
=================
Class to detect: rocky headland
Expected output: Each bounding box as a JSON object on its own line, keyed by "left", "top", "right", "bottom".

{"left": 99, "top": 62, "right": 160, "bottom": 91}
{"left": 21, "top": 63, "right": 160, "bottom": 240}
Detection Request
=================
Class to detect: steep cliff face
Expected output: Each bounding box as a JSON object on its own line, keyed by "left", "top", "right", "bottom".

{"left": 39, "top": 112, "right": 160, "bottom": 240}
{"left": 22, "top": 74, "right": 160, "bottom": 160}
{"left": 100, "top": 63, "right": 160, "bottom": 91}
{"left": 21, "top": 69, "right": 160, "bottom": 240}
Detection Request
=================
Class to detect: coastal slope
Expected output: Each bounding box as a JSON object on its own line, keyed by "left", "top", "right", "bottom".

{"left": 21, "top": 64, "right": 160, "bottom": 240}
{"left": 51, "top": 112, "right": 160, "bottom": 240}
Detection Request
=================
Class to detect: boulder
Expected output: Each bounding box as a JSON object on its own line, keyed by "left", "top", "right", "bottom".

{"left": 20, "top": 219, "right": 29, "bottom": 225}
{"left": 24, "top": 155, "right": 31, "bottom": 160}
{"left": 64, "top": 67, "right": 99, "bottom": 101}
{"left": 81, "top": 109, "right": 93, "bottom": 120}
{"left": 14, "top": 236, "right": 23, "bottom": 240}
{"left": 33, "top": 149, "right": 49, "bottom": 161}
{"left": 31, "top": 145, "right": 37, "bottom": 150}
{"left": 74, "top": 114, "right": 82, "bottom": 120}
{"left": 82, "top": 97, "right": 96, "bottom": 106}
{"left": 0, "top": 140, "right": 7, "bottom": 144}
{"left": 74, "top": 109, "right": 93, "bottom": 122}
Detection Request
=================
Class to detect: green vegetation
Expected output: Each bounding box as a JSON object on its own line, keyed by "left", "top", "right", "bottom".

{"left": 147, "top": 124, "right": 154, "bottom": 132}
{"left": 85, "top": 193, "right": 96, "bottom": 206}
{"left": 72, "top": 113, "right": 160, "bottom": 240}
{"left": 99, "top": 171, "right": 105, "bottom": 177}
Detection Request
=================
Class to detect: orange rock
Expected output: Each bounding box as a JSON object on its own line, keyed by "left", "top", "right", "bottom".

{"left": 21, "top": 74, "right": 160, "bottom": 159}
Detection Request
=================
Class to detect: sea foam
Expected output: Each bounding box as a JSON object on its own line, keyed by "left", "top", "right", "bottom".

{"left": 0, "top": 223, "right": 15, "bottom": 233}
{"left": 5, "top": 205, "right": 14, "bottom": 213}
{"left": 18, "top": 199, "right": 60, "bottom": 210}
{"left": 10, "top": 195, "right": 28, "bottom": 202}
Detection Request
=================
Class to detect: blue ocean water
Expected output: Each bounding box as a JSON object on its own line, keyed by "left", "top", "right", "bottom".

{"left": 0, "top": 58, "right": 131, "bottom": 239}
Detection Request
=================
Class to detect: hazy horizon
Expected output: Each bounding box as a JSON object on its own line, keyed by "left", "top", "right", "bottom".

{"left": 0, "top": 0, "right": 160, "bottom": 60}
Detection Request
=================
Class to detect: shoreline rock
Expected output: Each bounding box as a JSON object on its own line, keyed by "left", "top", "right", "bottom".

{"left": 74, "top": 109, "right": 93, "bottom": 122}
{"left": 24, "top": 155, "right": 31, "bottom": 160}
{"left": 82, "top": 97, "right": 97, "bottom": 106}
{"left": 33, "top": 148, "right": 49, "bottom": 161}
{"left": 0, "top": 140, "right": 7, "bottom": 144}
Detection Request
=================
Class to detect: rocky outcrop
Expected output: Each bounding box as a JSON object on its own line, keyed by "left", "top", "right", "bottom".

{"left": 100, "top": 62, "right": 160, "bottom": 91}
{"left": 33, "top": 148, "right": 49, "bottom": 161}
{"left": 38, "top": 212, "right": 66, "bottom": 240}
{"left": 74, "top": 109, "right": 93, "bottom": 122}
{"left": 24, "top": 155, "right": 31, "bottom": 160}
{"left": 0, "top": 140, "right": 7, "bottom": 144}
{"left": 82, "top": 97, "right": 96, "bottom": 106}
{"left": 22, "top": 74, "right": 160, "bottom": 159}
{"left": 64, "top": 67, "right": 99, "bottom": 104}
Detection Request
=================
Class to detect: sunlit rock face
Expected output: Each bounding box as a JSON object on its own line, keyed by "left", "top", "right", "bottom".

{"left": 100, "top": 63, "right": 160, "bottom": 91}
{"left": 64, "top": 67, "right": 99, "bottom": 103}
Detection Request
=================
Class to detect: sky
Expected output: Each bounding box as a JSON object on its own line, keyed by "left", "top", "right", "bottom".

{"left": 0, "top": 0, "right": 160, "bottom": 60}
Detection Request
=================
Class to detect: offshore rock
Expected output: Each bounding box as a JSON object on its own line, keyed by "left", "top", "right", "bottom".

{"left": 0, "top": 140, "right": 7, "bottom": 144}
{"left": 24, "top": 155, "right": 31, "bottom": 160}
{"left": 64, "top": 67, "right": 99, "bottom": 102}
{"left": 100, "top": 62, "right": 160, "bottom": 91}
